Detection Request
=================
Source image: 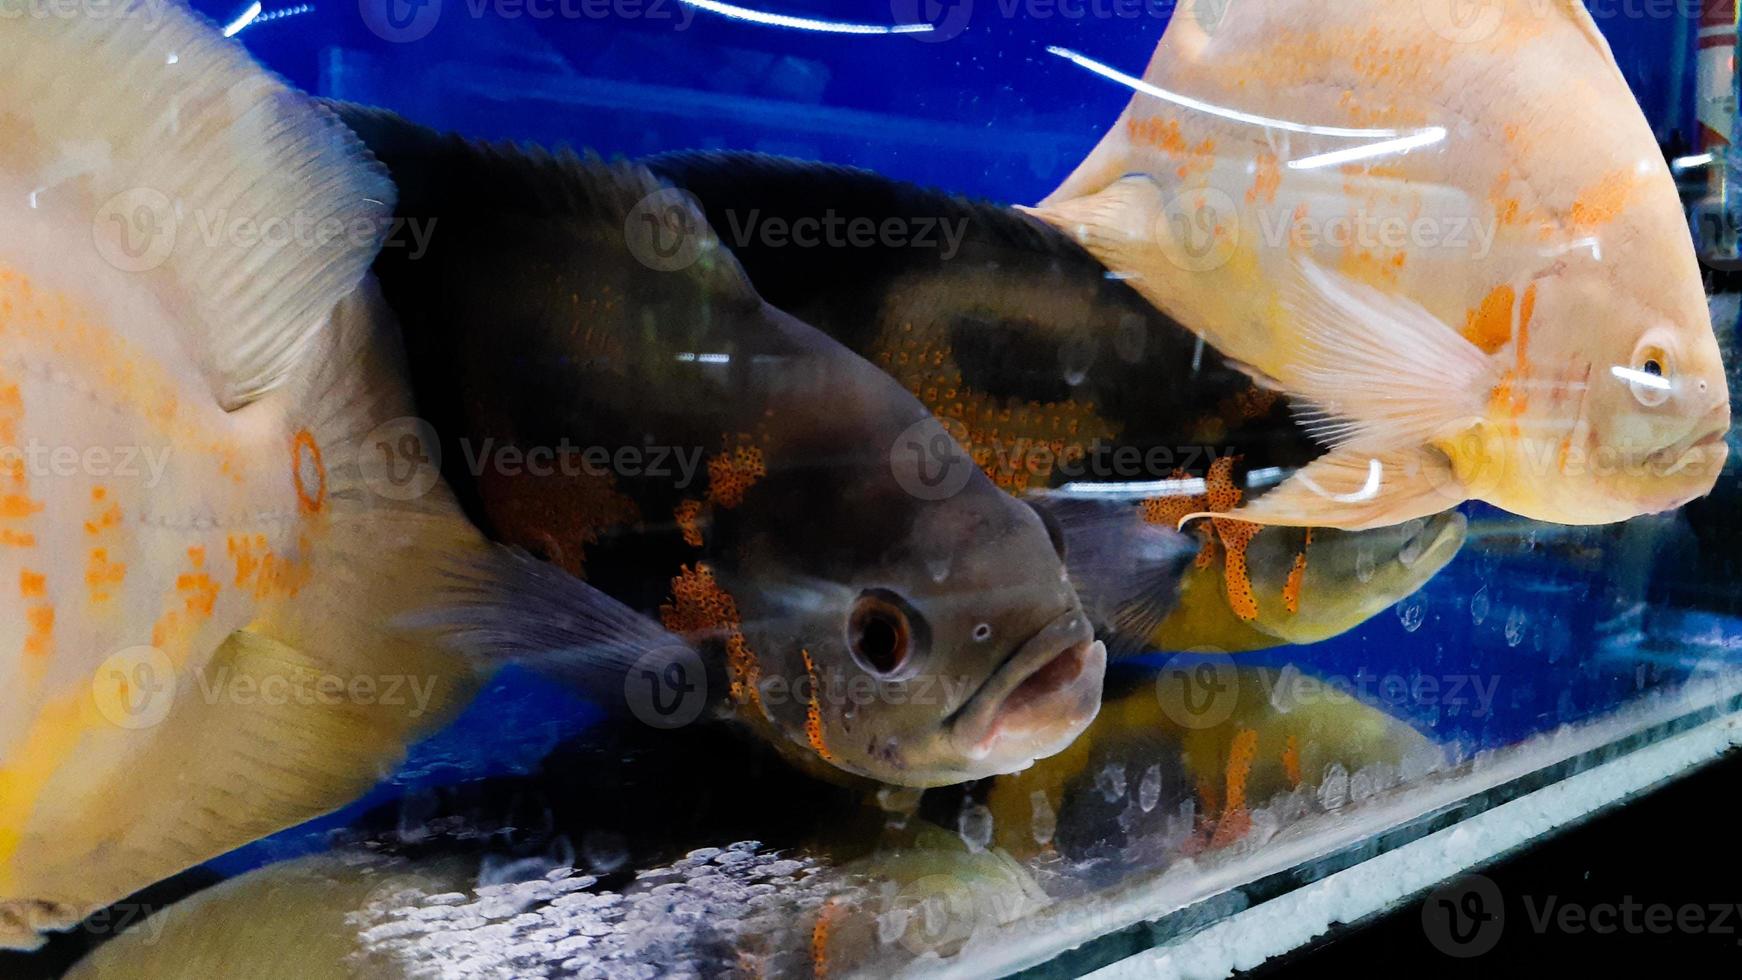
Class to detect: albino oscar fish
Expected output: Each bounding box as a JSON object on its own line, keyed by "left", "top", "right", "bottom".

{"left": 0, "top": 3, "right": 505, "bottom": 949}
{"left": 1032, "top": 0, "right": 1731, "bottom": 531}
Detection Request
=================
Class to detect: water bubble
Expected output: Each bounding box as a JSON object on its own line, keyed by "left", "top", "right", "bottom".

{"left": 1029, "top": 791, "right": 1057, "bottom": 847}
{"left": 1138, "top": 764, "right": 1163, "bottom": 814}
{"left": 1318, "top": 763, "right": 1350, "bottom": 810}
{"left": 957, "top": 803, "right": 994, "bottom": 853}
{"left": 1469, "top": 586, "right": 1490, "bottom": 626}
{"left": 1397, "top": 597, "right": 1425, "bottom": 632}
{"left": 581, "top": 831, "right": 629, "bottom": 874}
{"left": 1095, "top": 763, "right": 1128, "bottom": 803}
{"left": 1504, "top": 607, "right": 1528, "bottom": 647}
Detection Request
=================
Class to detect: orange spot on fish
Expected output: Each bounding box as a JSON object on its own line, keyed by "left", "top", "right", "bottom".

{"left": 707, "top": 444, "right": 766, "bottom": 510}
{"left": 1248, "top": 147, "right": 1282, "bottom": 205}
{"left": 1569, "top": 168, "right": 1638, "bottom": 233}
{"left": 85, "top": 548, "right": 126, "bottom": 605}
{"left": 292, "top": 429, "right": 327, "bottom": 515}
{"left": 675, "top": 499, "right": 705, "bottom": 548}
{"left": 23, "top": 603, "right": 54, "bottom": 662}
{"left": 801, "top": 648, "right": 832, "bottom": 763}
{"left": 1462, "top": 284, "right": 1517, "bottom": 355}
{"left": 1282, "top": 529, "right": 1313, "bottom": 614}
{"left": 19, "top": 569, "right": 45, "bottom": 599}
{"left": 663, "top": 563, "right": 761, "bottom": 714}
{"left": 1210, "top": 728, "right": 1259, "bottom": 848}
{"left": 176, "top": 572, "right": 220, "bottom": 619}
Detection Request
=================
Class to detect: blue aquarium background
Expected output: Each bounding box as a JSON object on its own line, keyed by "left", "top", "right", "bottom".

{"left": 161, "top": 0, "right": 1742, "bottom": 892}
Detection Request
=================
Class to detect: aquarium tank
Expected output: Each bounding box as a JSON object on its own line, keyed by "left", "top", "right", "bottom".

{"left": 3, "top": 1, "right": 1742, "bottom": 977}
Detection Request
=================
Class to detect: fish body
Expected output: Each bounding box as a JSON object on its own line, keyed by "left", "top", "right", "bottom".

{"left": 335, "top": 109, "right": 1106, "bottom": 789}
{"left": 645, "top": 152, "right": 1466, "bottom": 650}
{"left": 0, "top": 8, "right": 495, "bottom": 950}
{"left": 1034, "top": 0, "right": 1730, "bottom": 531}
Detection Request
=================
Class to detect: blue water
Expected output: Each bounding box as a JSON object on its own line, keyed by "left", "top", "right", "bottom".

{"left": 194, "top": 1, "right": 1742, "bottom": 875}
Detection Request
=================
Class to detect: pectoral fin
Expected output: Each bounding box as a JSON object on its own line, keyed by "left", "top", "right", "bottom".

{"left": 1186, "top": 447, "right": 1467, "bottom": 532}
{"left": 1280, "top": 259, "right": 1496, "bottom": 455}
{"left": 409, "top": 546, "right": 708, "bottom": 716}
{"left": 1026, "top": 494, "right": 1200, "bottom": 654}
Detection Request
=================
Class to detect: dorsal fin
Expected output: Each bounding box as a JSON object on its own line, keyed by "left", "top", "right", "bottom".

{"left": 330, "top": 103, "right": 760, "bottom": 307}
{"left": 1, "top": 4, "right": 394, "bottom": 410}
{"left": 645, "top": 149, "right": 1098, "bottom": 264}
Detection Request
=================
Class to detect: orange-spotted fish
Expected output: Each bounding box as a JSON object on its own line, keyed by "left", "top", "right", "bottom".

{"left": 0, "top": 6, "right": 498, "bottom": 950}
{"left": 334, "top": 108, "right": 1110, "bottom": 790}
{"left": 644, "top": 152, "right": 1465, "bottom": 650}
{"left": 1032, "top": 0, "right": 1730, "bottom": 531}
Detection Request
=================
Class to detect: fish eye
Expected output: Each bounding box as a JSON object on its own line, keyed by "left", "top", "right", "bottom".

{"left": 1626, "top": 342, "right": 1673, "bottom": 408}
{"left": 848, "top": 590, "right": 922, "bottom": 677}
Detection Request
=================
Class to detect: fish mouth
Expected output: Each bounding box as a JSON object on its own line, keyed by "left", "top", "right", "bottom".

{"left": 1649, "top": 407, "right": 1731, "bottom": 483}
{"left": 950, "top": 609, "right": 1105, "bottom": 770}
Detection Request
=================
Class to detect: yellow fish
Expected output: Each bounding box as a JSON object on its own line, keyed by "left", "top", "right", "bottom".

{"left": 1032, "top": 0, "right": 1731, "bottom": 531}
{"left": 0, "top": 7, "right": 491, "bottom": 948}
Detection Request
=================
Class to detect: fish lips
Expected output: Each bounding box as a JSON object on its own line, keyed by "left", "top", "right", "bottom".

{"left": 949, "top": 610, "right": 1105, "bottom": 773}
{"left": 1646, "top": 405, "right": 1731, "bottom": 491}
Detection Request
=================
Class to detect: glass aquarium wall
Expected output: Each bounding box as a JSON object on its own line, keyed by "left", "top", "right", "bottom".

{"left": 4, "top": 2, "right": 1742, "bottom": 978}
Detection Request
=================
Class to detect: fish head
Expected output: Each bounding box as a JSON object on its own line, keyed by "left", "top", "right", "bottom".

{"left": 1240, "top": 513, "right": 1467, "bottom": 646}
{"left": 1520, "top": 270, "right": 1731, "bottom": 522}
{"left": 730, "top": 434, "right": 1104, "bottom": 788}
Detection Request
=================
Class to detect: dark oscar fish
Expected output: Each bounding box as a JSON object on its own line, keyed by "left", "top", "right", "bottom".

{"left": 644, "top": 152, "right": 1467, "bottom": 652}
{"left": 337, "top": 107, "right": 1129, "bottom": 788}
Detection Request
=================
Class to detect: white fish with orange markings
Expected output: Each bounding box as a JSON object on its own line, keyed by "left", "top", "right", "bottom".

{"left": 0, "top": 3, "right": 499, "bottom": 949}
{"left": 1031, "top": 0, "right": 1731, "bottom": 531}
